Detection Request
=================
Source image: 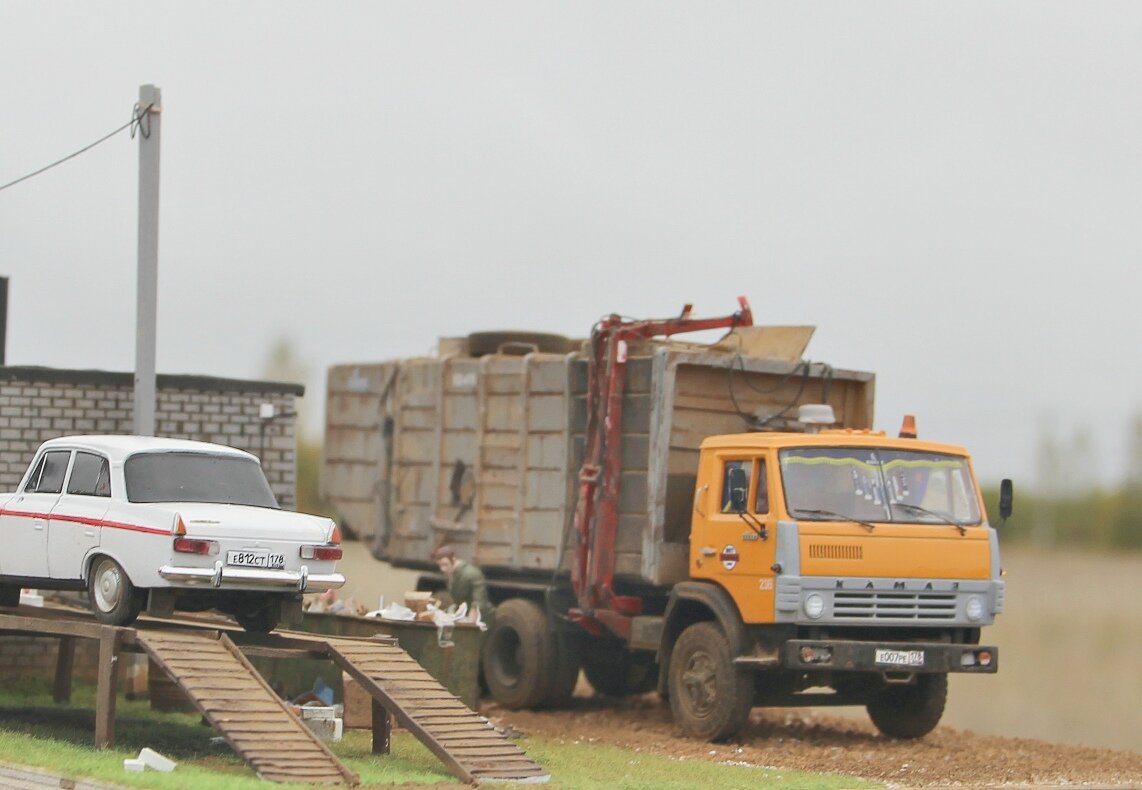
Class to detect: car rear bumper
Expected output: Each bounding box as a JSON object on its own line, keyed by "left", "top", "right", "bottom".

{"left": 158, "top": 562, "right": 345, "bottom": 593}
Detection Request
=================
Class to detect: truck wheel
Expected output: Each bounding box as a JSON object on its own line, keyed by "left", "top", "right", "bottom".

{"left": 88, "top": 557, "right": 145, "bottom": 626}
{"left": 583, "top": 649, "right": 658, "bottom": 697}
{"left": 668, "top": 622, "right": 753, "bottom": 741}
{"left": 483, "top": 599, "right": 554, "bottom": 709}
{"left": 467, "top": 331, "right": 575, "bottom": 357}
{"left": 867, "top": 673, "right": 948, "bottom": 739}
{"left": 541, "top": 631, "right": 582, "bottom": 708}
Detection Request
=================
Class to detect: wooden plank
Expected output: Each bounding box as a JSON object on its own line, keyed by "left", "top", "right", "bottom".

{"left": 52, "top": 636, "right": 75, "bottom": 704}
{"left": 372, "top": 698, "right": 391, "bottom": 755}
{"left": 94, "top": 628, "right": 122, "bottom": 749}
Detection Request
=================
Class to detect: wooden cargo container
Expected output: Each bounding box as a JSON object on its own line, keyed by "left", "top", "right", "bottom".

{"left": 323, "top": 339, "right": 874, "bottom": 588}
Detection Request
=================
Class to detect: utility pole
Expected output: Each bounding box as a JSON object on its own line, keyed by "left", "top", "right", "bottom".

{"left": 134, "top": 85, "right": 161, "bottom": 436}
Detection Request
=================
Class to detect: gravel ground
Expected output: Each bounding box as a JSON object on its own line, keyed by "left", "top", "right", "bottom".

{"left": 484, "top": 690, "right": 1142, "bottom": 788}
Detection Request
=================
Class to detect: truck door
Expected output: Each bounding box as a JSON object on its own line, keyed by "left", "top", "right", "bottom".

{"left": 0, "top": 449, "right": 71, "bottom": 578}
{"left": 692, "top": 455, "right": 777, "bottom": 624}
{"left": 47, "top": 451, "right": 110, "bottom": 579}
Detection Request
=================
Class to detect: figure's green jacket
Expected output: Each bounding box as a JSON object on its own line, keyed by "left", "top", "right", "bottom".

{"left": 449, "top": 561, "right": 496, "bottom": 629}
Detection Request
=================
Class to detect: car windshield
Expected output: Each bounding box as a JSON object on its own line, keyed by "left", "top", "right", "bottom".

{"left": 779, "top": 447, "right": 982, "bottom": 525}
{"left": 124, "top": 452, "right": 279, "bottom": 508}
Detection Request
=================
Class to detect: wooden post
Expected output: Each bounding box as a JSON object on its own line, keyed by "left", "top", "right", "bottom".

{"left": 52, "top": 637, "right": 75, "bottom": 704}
{"left": 371, "top": 698, "right": 391, "bottom": 755}
{"left": 94, "top": 628, "right": 122, "bottom": 749}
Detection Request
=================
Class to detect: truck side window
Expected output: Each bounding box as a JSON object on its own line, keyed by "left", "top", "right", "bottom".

{"left": 721, "top": 460, "right": 752, "bottom": 513}
{"left": 754, "top": 459, "right": 769, "bottom": 514}
{"left": 67, "top": 452, "right": 111, "bottom": 497}
{"left": 26, "top": 450, "right": 71, "bottom": 495}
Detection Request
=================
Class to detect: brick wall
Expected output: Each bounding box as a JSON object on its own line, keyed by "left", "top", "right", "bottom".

{"left": 0, "top": 367, "right": 303, "bottom": 508}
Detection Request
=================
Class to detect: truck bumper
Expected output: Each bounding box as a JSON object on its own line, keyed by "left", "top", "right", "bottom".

{"left": 778, "top": 639, "right": 998, "bottom": 674}
{"left": 158, "top": 562, "right": 346, "bottom": 594}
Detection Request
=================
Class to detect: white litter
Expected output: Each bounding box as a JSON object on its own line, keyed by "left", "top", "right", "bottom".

{"left": 122, "top": 758, "right": 144, "bottom": 773}
{"left": 138, "top": 747, "right": 177, "bottom": 772}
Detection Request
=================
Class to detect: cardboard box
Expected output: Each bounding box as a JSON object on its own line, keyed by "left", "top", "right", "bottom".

{"left": 342, "top": 672, "right": 373, "bottom": 730}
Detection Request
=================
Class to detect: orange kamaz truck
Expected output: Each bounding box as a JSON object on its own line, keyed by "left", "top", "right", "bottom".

{"left": 323, "top": 299, "right": 1009, "bottom": 740}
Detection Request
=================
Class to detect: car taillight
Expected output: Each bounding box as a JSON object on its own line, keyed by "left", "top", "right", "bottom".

{"left": 174, "top": 537, "right": 219, "bottom": 556}
{"left": 300, "top": 545, "right": 343, "bottom": 561}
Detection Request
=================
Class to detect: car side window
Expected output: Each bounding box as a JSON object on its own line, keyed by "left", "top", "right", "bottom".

{"left": 67, "top": 452, "right": 111, "bottom": 497}
{"left": 26, "top": 450, "right": 71, "bottom": 494}
{"left": 721, "top": 460, "right": 753, "bottom": 513}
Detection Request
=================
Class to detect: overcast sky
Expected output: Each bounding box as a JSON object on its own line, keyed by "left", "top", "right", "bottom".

{"left": 2, "top": 2, "right": 1140, "bottom": 487}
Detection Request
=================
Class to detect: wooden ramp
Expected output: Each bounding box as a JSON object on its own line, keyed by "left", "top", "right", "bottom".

{"left": 135, "top": 629, "right": 357, "bottom": 785}
{"left": 325, "top": 636, "right": 549, "bottom": 785}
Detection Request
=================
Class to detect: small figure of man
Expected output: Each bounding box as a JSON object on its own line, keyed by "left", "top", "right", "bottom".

{"left": 431, "top": 545, "right": 496, "bottom": 629}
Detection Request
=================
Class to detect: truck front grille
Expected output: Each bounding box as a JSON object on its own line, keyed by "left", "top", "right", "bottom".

{"left": 832, "top": 590, "right": 958, "bottom": 620}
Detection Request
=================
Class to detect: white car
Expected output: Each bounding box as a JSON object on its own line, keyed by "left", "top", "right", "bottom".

{"left": 0, "top": 435, "right": 345, "bottom": 632}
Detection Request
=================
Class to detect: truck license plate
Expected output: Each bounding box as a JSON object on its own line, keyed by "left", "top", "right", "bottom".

{"left": 875, "top": 649, "right": 925, "bottom": 667}
{"left": 226, "top": 550, "right": 285, "bottom": 569}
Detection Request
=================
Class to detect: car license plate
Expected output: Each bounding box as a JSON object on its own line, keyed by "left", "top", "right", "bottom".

{"left": 226, "top": 550, "right": 285, "bottom": 569}
{"left": 875, "top": 649, "right": 925, "bottom": 667}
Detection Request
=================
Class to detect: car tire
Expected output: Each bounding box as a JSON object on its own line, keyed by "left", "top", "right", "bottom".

{"left": 88, "top": 557, "right": 145, "bottom": 626}
{"left": 866, "top": 673, "right": 948, "bottom": 739}
{"left": 668, "top": 622, "right": 754, "bottom": 742}
{"left": 235, "top": 602, "right": 281, "bottom": 634}
{"left": 482, "top": 598, "right": 554, "bottom": 710}
{"left": 0, "top": 584, "right": 20, "bottom": 607}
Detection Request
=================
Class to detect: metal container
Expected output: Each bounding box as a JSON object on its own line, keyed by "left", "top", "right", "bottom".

{"left": 324, "top": 338, "right": 874, "bottom": 587}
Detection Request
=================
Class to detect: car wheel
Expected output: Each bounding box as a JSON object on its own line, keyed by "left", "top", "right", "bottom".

{"left": 0, "top": 585, "right": 20, "bottom": 608}
{"left": 88, "top": 557, "right": 145, "bottom": 626}
{"left": 866, "top": 673, "right": 948, "bottom": 739}
{"left": 668, "top": 622, "right": 754, "bottom": 741}
{"left": 235, "top": 602, "right": 281, "bottom": 634}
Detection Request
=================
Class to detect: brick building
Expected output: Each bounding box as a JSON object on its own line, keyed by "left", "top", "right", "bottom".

{"left": 0, "top": 366, "right": 303, "bottom": 507}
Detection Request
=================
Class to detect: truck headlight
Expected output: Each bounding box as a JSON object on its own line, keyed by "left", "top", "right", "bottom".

{"left": 965, "top": 595, "right": 984, "bottom": 622}
{"left": 803, "top": 593, "right": 825, "bottom": 619}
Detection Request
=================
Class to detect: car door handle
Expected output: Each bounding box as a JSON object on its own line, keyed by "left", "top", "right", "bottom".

{"left": 84, "top": 529, "right": 95, "bottom": 537}
{"left": 33, "top": 518, "right": 46, "bottom": 530}
{"left": 699, "top": 546, "right": 717, "bottom": 557}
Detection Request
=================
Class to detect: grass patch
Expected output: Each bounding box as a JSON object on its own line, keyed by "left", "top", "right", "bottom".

{"left": 0, "top": 678, "right": 876, "bottom": 788}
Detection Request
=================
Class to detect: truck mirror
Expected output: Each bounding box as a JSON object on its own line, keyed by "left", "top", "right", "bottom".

{"left": 728, "top": 466, "right": 749, "bottom": 513}
{"left": 998, "top": 478, "right": 1013, "bottom": 521}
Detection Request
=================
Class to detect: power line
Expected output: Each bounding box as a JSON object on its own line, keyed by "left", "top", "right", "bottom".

{"left": 0, "top": 103, "right": 153, "bottom": 194}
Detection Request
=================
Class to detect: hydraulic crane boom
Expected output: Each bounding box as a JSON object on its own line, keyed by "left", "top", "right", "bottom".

{"left": 570, "top": 297, "right": 754, "bottom": 637}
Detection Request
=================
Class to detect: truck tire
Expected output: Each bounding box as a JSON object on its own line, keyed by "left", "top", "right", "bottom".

{"left": 583, "top": 649, "right": 658, "bottom": 697}
{"left": 668, "top": 622, "right": 754, "bottom": 741}
{"left": 541, "top": 631, "right": 582, "bottom": 708}
{"left": 866, "top": 673, "right": 948, "bottom": 739}
{"left": 467, "top": 331, "right": 575, "bottom": 357}
{"left": 88, "top": 556, "right": 145, "bottom": 626}
{"left": 483, "top": 599, "right": 555, "bottom": 710}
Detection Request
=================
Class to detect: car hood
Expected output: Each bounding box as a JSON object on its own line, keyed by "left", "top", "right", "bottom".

{"left": 165, "top": 502, "right": 334, "bottom": 543}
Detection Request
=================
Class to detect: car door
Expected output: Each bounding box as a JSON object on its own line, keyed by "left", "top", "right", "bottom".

{"left": 0, "top": 449, "right": 72, "bottom": 578}
{"left": 47, "top": 451, "right": 111, "bottom": 579}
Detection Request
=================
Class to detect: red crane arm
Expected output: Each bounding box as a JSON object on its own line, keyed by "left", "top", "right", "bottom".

{"left": 570, "top": 297, "right": 753, "bottom": 636}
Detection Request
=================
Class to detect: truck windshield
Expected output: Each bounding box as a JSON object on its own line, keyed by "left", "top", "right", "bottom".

{"left": 779, "top": 447, "right": 981, "bottom": 525}
{"left": 124, "top": 452, "right": 280, "bottom": 508}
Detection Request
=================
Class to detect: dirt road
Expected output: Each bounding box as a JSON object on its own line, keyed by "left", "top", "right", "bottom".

{"left": 486, "top": 690, "right": 1142, "bottom": 788}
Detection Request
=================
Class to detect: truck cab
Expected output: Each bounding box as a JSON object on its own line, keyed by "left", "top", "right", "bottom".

{"left": 660, "top": 428, "right": 1005, "bottom": 740}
